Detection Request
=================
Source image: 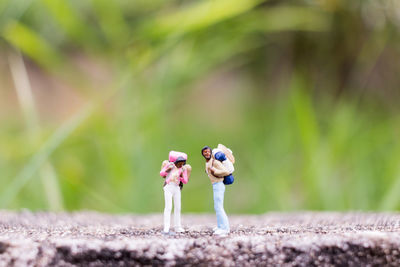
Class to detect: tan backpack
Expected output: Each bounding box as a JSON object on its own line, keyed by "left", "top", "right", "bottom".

{"left": 217, "top": 144, "right": 235, "bottom": 164}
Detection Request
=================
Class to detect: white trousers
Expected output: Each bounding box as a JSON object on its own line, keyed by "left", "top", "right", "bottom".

{"left": 163, "top": 183, "right": 181, "bottom": 232}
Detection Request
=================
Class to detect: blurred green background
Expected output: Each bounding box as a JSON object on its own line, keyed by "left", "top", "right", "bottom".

{"left": 0, "top": 0, "right": 400, "bottom": 213}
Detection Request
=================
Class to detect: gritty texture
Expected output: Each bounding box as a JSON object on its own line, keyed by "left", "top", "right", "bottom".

{"left": 0, "top": 211, "right": 399, "bottom": 266}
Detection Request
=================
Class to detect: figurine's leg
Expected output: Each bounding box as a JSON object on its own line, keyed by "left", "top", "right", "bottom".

{"left": 219, "top": 183, "right": 230, "bottom": 231}
{"left": 213, "top": 182, "right": 222, "bottom": 229}
{"left": 213, "top": 184, "right": 221, "bottom": 229}
{"left": 163, "top": 185, "right": 173, "bottom": 232}
{"left": 213, "top": 182, "right": 230, "bottom": 231}
{"left": 173, "top": 185, "right": 182, "bottom": 228}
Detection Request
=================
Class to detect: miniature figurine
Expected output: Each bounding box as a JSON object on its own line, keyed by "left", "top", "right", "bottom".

{"left": 160, "top": 151, "right": 191, "bottom": 234}
{"left": 201, "top": 144, "right": 235, "bottom": 236}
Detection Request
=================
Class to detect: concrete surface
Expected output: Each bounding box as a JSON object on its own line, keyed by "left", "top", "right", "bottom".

{"left": 0, "top": 211, "right": 399, "bottom": 266}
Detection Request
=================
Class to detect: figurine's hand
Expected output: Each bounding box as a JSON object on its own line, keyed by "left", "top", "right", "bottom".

{"left": 210, "top": 167, "right": 224, "bottom": 178}
{"left": 210, "top": 168, "right": 216, "bottom": 177}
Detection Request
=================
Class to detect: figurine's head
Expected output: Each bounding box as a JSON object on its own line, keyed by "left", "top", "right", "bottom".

{"left": 174, "top": 157, "right": 186, "bottom": 168}
{"left": 201, "top": 146, "right": 212, "bottom": 160}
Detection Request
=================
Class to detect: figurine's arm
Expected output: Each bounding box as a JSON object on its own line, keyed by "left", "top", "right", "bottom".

{"left": 211, "top": 160, "right": 230, "bottom": 177}
{"left": 160, "top": 160, "right": 172, "bottom": 177}
{"left": 180, "top": 165, "right": 191, "bottom": 184}
{"left": 180, "top": 168, "right": 188, "bottom": 184}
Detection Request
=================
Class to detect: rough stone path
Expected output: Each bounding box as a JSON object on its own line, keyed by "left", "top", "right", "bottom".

{"left": 0, "top": 211, "right": 399, "bottom": 266}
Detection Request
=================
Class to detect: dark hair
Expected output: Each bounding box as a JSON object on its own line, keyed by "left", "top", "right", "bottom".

{"left": 201, "top": 146, "right": 211, "bottom": 155}
{"left": 175, "top": 156, "right": 186, "bottom": 164}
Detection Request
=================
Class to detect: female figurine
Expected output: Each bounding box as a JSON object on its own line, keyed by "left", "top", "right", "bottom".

{"left": 160, "top": 151, "right": 191, "bottom": 234}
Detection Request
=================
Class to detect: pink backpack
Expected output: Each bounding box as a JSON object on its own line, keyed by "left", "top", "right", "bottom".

{"left": 168, "top": 151, "right": 187, "bottom": 162}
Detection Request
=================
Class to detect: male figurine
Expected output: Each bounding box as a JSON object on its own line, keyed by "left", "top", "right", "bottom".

{"left": 201, "top": 146, "right": 230, "bottom": 236}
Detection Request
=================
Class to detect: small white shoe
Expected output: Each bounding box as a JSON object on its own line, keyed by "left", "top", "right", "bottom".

{"left": 213, "top": 229, "right": 230, "bottom": 236}
{"left": 175, "top": 227, "right": 185, "bottom": 233}
{"left": 212, "top": 227, "right": 219, "bottom": 232}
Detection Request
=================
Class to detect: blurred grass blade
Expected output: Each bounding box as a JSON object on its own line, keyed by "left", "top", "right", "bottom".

{"left": 7, "top": 50, "right": 39, "bottom": 133}
{"left": 41, "top": 163, "right": 64, "bottom": 211}
{"left": 2, "top": 20, "right": 62, "bottom": 70}
{"left": 291, "top": 77, "right": 319, "bottom": 156}
{"left": 40, "top": 0, "right": 97, "bottom": 45}
{"left": 0, "top": 104, "right": 93, "bottom": 208}
{"left": 245, "top": 6, "right": 331, "bottom": 32}
{"left": 379, "top": 169, "right": 400, "bottom": 210}
{"left": 0, "top": 0, "right": 34, "bottom": 30}
{"left": 142, "top": 0, "right": 265, "bottom": 39}
{"left": 91, "top": 0, "right": 130, "bottom": 45}
{"left": 83, "top": 183, "right": 127, "bottom": 212}
{"left": 8, "top": 50, "right": 64, "bottom": 210}
{"left": 291, "top": 75, "right": 323, "bottom": 208}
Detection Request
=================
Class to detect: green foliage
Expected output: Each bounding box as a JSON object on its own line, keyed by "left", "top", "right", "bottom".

{"left": 3, "top": 21, "right": 62, "bottom": 68}
{"left": 0, "top": 0, "right": 399, "bottom": 212}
